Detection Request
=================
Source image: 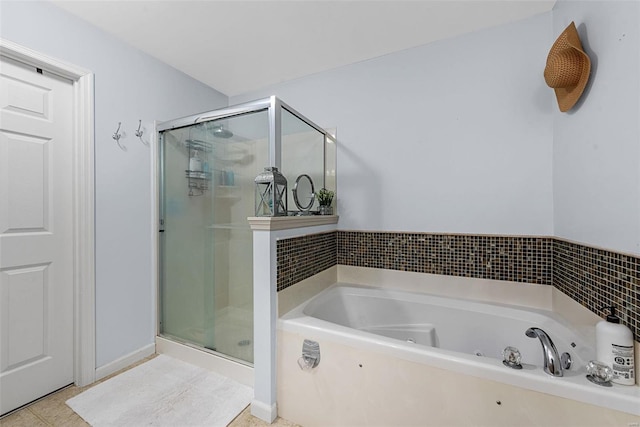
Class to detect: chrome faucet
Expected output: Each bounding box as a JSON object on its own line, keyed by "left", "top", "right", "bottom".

{"left": 525, "top": 327, "right": 563, "bottom": 377}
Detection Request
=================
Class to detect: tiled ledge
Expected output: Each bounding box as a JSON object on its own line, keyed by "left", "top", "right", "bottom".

{"left": 248, "top": 215, "right": 338, "bottom": 231}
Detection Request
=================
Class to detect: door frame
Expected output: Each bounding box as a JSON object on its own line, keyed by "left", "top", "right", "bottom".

{"left": 0, "top": 39, "right": 96, "bottom": 387}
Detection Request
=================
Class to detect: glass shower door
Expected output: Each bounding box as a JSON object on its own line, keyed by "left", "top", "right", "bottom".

{"left": 159, "top": 109, "right": 269, "bottom": 364}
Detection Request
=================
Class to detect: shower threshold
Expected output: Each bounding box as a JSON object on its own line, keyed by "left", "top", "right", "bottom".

{"left": 155, "top": 336, "right": 253, "bottom": 387}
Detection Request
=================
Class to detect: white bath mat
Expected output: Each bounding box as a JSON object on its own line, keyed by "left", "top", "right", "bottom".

{"left": 66, "top": 354, "right": 252, "bottom": 426}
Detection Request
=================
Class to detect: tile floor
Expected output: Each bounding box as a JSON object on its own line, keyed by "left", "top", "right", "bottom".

{"left": 0, "top": 355, "right": 299, "bottom": 427}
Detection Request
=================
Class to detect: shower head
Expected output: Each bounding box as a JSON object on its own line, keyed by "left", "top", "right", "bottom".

{"left": 211, "top": 124, "right": 233, "bottom": 139}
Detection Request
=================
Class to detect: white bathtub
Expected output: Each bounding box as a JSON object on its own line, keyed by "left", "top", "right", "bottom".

{"left": 279, "top": 283, "right": 640, "bottom": 424}
{"left": 302, "top": 284, "right": 593, "bottom": 367}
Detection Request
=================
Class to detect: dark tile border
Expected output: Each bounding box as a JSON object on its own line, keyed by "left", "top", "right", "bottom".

{"left": 276, "top": 231, "right": 336, "bottom": 292}
{"left": 337, "top": 231, "right": 552, "bottom": 285}
{"left": 276, "top": 230, "right": 639, "bottom": 343}
{"left": 554, "top": 238, "right": 640, "bottom": 344}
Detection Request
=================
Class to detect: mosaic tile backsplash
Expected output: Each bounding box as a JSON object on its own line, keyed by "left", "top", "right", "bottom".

{"left": 337, "top": 232, "right": 553, "bottom": 285}
{"left": 276, "top": 231, "right": 336, "bottom": 292}
{"left": 554, "top": 239, "right": 640, "bottom": 344}
{"left": 276, "top": 230, "right": 639, "bottom": 342}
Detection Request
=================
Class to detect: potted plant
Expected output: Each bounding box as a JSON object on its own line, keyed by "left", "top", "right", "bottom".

{"left": 316, "top": 188, "right": 334, "bottom": 215}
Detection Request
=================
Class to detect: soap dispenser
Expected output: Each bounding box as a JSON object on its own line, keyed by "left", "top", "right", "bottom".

{"left": 596, "top": 306, "right": 635, "bottom": 385}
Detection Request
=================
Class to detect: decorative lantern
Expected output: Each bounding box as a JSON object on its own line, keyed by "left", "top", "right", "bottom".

{"left": 254, "top": 167, "right": 288, "bottom": 216}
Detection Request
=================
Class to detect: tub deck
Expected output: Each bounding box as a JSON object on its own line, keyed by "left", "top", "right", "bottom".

{"left": 279, "top": 282, "right": 640, "bottom": 419}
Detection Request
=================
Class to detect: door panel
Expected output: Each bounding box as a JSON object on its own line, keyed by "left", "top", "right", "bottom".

{"left": 1, "top": 132, "right": 50, "bottom": 232}
{"left": 0, "top": 56, "right": 74, "bottom": 415}
{"left": 2, "top": 265, "right": 48, "bottom": 369}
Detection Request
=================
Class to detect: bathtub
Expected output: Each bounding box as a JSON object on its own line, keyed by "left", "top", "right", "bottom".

{"left": 278, "top": 283, "right": 640, "bottom": 426}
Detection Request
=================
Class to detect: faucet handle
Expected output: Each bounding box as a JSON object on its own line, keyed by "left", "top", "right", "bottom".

{"left": 561, "top": 352, "right": 572, "bottom": 370}
{"left": 502, "top": 346, "right": 523, "bottom": 369}
{"left": 586, "top": 360, "right": 613, "bottom": 387}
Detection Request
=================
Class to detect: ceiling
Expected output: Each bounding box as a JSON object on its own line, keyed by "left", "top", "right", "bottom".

{"left": 52, "top": 1, "right": 555, "bottom": 97}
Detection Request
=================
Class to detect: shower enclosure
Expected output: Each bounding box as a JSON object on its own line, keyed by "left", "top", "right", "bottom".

{"left": 157, "top": 97, "right": 336, "bottom": 365}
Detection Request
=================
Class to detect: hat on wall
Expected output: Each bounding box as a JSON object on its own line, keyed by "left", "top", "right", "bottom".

{"left": 544, "top": 21, "right": 591, "bottom": 112}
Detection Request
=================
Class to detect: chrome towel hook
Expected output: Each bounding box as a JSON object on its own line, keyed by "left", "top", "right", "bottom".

{"left": 135, "top": 120, "right": 143, "bottom": 138}
{"left": 135, "top": 120, "right": 147, "bottom": 145}
{"left": 112, "top": 122, "right": 122, "bottom": 142}
{"left": 112, "top": 122, "right": 125, "bottom": 150}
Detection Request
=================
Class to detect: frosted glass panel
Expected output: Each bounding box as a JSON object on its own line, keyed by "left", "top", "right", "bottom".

{"left": 159, "top": 109, "right": 269, "bottom": 363}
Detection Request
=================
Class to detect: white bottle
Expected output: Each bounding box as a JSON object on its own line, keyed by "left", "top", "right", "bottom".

{"left": 596, "top": 306, "right": 635, "bottom": 385}
{"left": 189, "top": 150, "right": 202, "bottom": 172}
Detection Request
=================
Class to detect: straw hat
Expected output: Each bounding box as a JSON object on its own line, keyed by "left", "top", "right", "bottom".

{"left": 544, "top": 22, "right": 591, "bottom": 112}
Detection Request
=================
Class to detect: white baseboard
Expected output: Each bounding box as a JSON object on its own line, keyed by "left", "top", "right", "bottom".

{"left": 251, "top": 399, "right": 277, "bottom": 423}
{"left": 94, "top": 343, "right": 156, "bottom": 381}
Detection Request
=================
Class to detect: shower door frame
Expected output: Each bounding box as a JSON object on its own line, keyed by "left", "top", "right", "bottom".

{"left": 157, "top": 95, "right": 331, "bottom": 172}
{"left": 153, "top": 95, "right": 334, "bottom": 368}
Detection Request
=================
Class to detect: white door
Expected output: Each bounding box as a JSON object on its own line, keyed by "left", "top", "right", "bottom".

{"left": 0, "top": 55, "right": 74, "bottom": 415}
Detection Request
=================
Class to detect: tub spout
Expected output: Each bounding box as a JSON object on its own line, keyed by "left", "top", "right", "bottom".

{"left": 525, "top": 327, "right": 563, "bottom": 377}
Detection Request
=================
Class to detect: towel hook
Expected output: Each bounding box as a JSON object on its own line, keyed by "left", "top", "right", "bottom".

{"left": 135, "top": 120, "right": 144, "bottom": 138}
{"left": 112, "top": 122, "right": 122, "bottom": 142}
{"left": 112, "top": 122, "right": 125, "bottom": 150}
{"left": 135, "top": 120, "right": 148, "bottom": 145}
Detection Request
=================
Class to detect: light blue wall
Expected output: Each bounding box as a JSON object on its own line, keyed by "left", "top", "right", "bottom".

{"left": 552, "top": 0, "right": 640, "bottom": 255}
{"left": 232, "top": 13, "right": 555, "bottom": 237}
{"left": 233, "top": 2, "right": 640, "bottom": 257}
{"left": 0, "top": 1, "right": 229, "bottom": 367}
